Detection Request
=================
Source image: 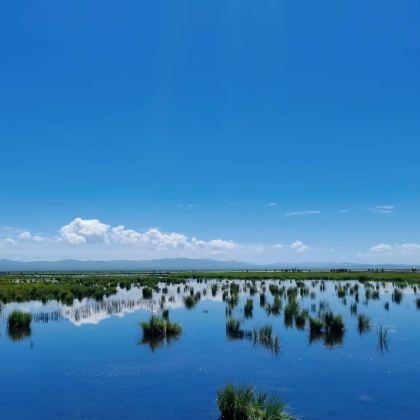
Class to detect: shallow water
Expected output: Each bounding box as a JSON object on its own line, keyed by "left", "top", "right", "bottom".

{"left": 0, "top": 279, "right": 419, "bottom": 419}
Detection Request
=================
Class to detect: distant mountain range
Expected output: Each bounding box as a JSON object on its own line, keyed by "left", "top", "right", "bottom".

{"left": 0, "top": 258, "right": 416, "bottom": 272}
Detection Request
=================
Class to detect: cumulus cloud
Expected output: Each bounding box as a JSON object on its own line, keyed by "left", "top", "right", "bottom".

{"left": 267, "top": 202, "right": 278, "bottom": 207}
{"left": 370, "top": 205, "right": 395, "bottom": 214}
{"left": 290, "top": 240, "right": 309, "bottom": 253}
{"left": 57, "top": 218, "right": 238, "bottom": 252}
{"left": 19, "top": 231, "right": 44, "bottom": 242}
{"left": 286, "top": 210, "right": 320, "bottom": 216}
{"left": 59, "top": 218, "right": 110, "bottom": 244}
{"left": 370, "top": 243, "right": 420, "bottom": 255}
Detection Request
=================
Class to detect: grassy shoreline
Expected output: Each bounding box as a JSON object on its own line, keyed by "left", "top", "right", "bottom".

{"left": 0, "top": 270, "right": 419, "bottom": 304}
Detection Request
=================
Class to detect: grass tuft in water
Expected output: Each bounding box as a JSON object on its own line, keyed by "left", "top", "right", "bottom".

{"left": 216, "top": 384, "right": 293, "bottom": 420}
{"left": 140, "top": 315, "right": 182, "bottom": 351}
{"left": 357, "top": 314, "right": 371, "bottom": 334}
{"left": 7, "top": 310, "right": 32, "bottom": 341}
{"left": 244, "top": 299, "right": 254, "bottom": 318}
{"left": 377, "top": 324, "right": 389, "bottom": 353}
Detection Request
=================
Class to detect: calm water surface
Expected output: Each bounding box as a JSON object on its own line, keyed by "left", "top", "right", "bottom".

{"left": 0, "top": 279, "right": 419, "bottom": 419}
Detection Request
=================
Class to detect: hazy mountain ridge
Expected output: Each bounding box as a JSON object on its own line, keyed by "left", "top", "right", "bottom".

{"left": 0, "top": 258, "right": 415, "bottom": 272}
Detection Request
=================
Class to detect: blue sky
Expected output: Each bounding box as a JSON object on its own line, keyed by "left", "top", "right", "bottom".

{"left": 1, "top": 1, "right": 420, "bottom": 263}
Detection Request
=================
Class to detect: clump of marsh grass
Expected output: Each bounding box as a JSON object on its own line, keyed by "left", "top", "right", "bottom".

{"left": 244, "top": 299, "right": 254, "bottom": 318}
{"left": 308, "top": 311, "right": 345, "bottom": 347}
{"left": 7, "top": 310, "right": 32, "bottom": 341}
{"left": 392, "top": 288, "right": 403, "bottom": 304}
{"left": 357, "top": 313, "right": 371, "bottom": 334}
{"left": 216, "top": 384, "right": 293, "bottom": 420}
{"left": 252, "top": 324, "right": 280, "bottom": 355}
{"left": 184, "top": 292, "right": 201, "bottom": 310}
{"left": 294, "top": 310, "right": 309, "bottom": 330}
{"left": 140, "top": 315, "right": 182, "bottom": 351}
{"left": 266, "top": 295, "right": 282, "bottom": 316}
{"left": 259, "top": 293, "right": 266, "bottom": 308}
{"left": 142, "top": 287, "right": 153, "bottom": 299}
{"left": 377, "top": 324, "right": 389, "bottom": 353}
{"left": 226, "top": 317, "right": 244, "bottom": 340}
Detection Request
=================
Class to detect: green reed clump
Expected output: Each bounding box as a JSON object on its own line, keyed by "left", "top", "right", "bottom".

{"left": 260, "top": 293, "right": 266, "bottom": 308}
{"left": 184, "top": 292, "right": 201, "bottom": 309}
{"left": 212, "top": 284, "right": 219, "bottom": 297}
{"left": 294, "top": 310, "right": 308, "bottom": 330}
{"left": 140, "top": 315, "right": 182, "bottom": 351}
{"left": 226, "top": 317, "right": 244, "bottom": 339}
{"left": 141, "top": 315, "right": 182, "bottom": 339}
{"left": 216, "top": 384, "right": 293, "bottom": 420}
{"left": 283, "top": 299, "right": 299, "bottom": 327}
{"left": 392, "top": 288, "right": 403, "bottom": 304}
{"left": 8, "top": 310, "right": 32, "bottom": 340}
{"left": 357, "top": 313, "right": 371, "bottom": 334}
{"left": 266, "top": 294, "right": 282, "bottom": 316}
{"left": 377, "top": 324, "right": 389, "bottom": 353}
{"left": 142, "top": 287, "right": 153, "bottom": 299}
{"left": 244, "top": 299, "right": 254, "bottom": 318}
{"left": 309, "top": 317, "right": 323, "bottom": 335}
{"left": 323, "top": 311, "right": 345, "bottom": 334}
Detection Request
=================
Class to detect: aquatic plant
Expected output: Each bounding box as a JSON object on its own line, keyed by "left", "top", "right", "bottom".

{"left": 226, "top": 317, "right": 244, "bottom": 340}
{"left": 142, "top": 287, "right": 153, "bottom": 299}
{"left": 216, "top": 384, "right": 293, "bottom": 420}
{"left": 244, "top": 299, "right": 253, "bottom": 318}
{"left": 309, "top": 317, "right": 323, "bottom": 335}
{"left": 8, "top": 310, "right": 32, "bottom": 330}
{"left": 140, "top": 315, "right": 182, "bottom": 351}
{"left": 7, "top": 310, "right": 32, "bottom": 341}
{"left": 377, "top": 324, "right": 389, "bottom": 353}
{"left": 294, "top": 310, "right": 308, "bottom": 330}
{"left": 259, "top": 293, "right": 266, "bottom": 308}
{"left": 184, "top": 292, "right": 201, "bottom": 309}
{"left": 266, "top": 295, "right": 282, "bottom": 316}
{"left": 323, "top": 311, "right": 345, "bottom": 335}
{"left": 357, "top": 314, "right": 371, "bottom": 334}
{"left": 392, "top": 288, "right": 403, "bottom": 304}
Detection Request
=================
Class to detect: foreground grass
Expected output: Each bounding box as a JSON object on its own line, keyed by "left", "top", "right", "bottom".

{"left": 217, "top": 384, "right": 294, "bottom": 420}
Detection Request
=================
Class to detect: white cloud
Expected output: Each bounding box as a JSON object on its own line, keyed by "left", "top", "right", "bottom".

{"left": 3, "top": 238, "right": 17, "bottom": 246}
{"left": 273, "top": 243, "right": 284, "bottom": 249}
{"left": 286, "top": 210, "right": 320, "bottom": 216}
{"left": 18, "top": 231, "right": 44, "bottom": 242}
{"left": 370, "top": 205, "right": 395, "bottom": 214}
{"left": 290, "top": 240, "right": 309, "bottom": 253}
{"left": 59, "top": 218, "right": 110, "bottom": 244}
{"left": 370, "top": 244, "right": 394, "bottom": 253}
{"left": 369, "top": 243, "right": 420, "bottom": 255}
{"left": 267, "top": 202, "right": 278, "bottom": 207}
{"left": 191, "top": 237, "right": 238, "bottom": 251}
{"left": 58, "top": 218, "right": 238, "bottom": 252}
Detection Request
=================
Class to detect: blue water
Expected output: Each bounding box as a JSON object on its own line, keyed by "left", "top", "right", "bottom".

{"left": 0, "top": 280, "right": 419, "bottom": 419}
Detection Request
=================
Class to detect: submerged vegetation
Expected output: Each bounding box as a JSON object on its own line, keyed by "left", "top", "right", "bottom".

{"left": 216, "top": 384, "right": 293, "bottom": 420}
